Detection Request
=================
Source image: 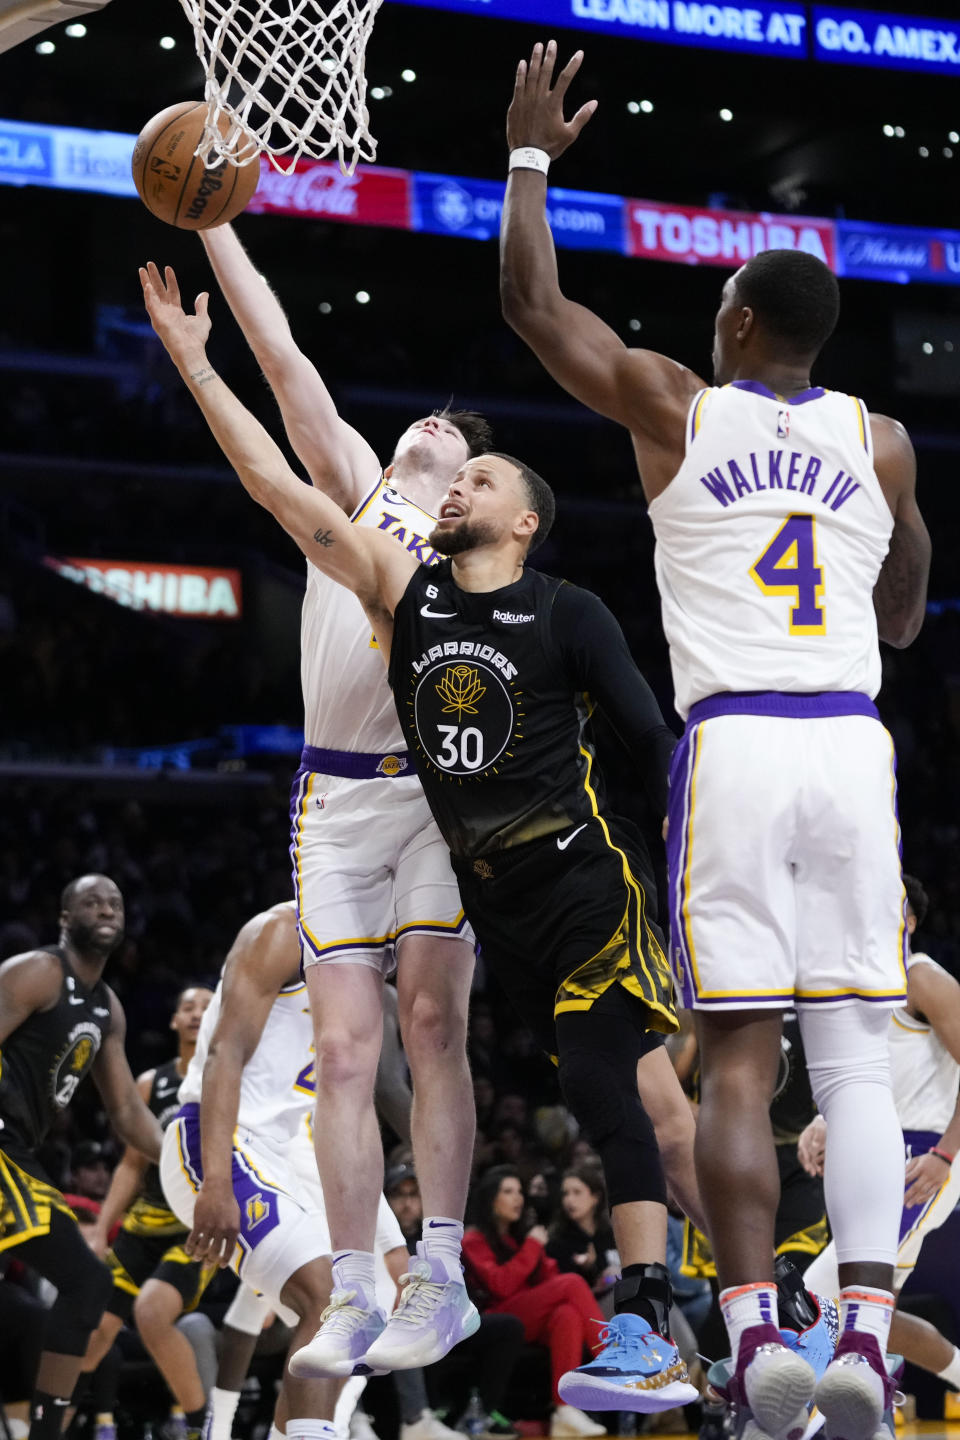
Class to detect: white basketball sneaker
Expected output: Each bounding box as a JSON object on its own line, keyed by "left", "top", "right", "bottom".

{"left": 288, "top": 1288, "right": 386, "bottom": 1379}
{"left": 360, "top": 1253, "right": 480, "bottom": 1371}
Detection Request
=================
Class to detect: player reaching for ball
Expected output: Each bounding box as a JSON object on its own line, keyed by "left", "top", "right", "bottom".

{"left": 498, "top": 39, "right": 930, "bottom": 1440}
{"left": 141, "top": 259, "right": 709, "bottom": 1416}
{"left": 162, "top": 230, "right": 487, "bottom": 1382}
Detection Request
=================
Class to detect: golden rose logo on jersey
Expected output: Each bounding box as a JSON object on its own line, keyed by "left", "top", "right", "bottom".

{"left": 70, "top": 1037, "right": 93, "bottom": 1073}
{"left": 436, "top": 665, "right": 486, "bottom": 719}
{"left": 413, "top": 657, "right": 520, "bottom": 779}
{"left": 51, "top": 1022, "right": 103, "bottom": 1110}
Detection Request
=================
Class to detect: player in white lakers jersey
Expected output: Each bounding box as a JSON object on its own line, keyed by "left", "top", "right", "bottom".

{"left": 801, "top": 875, "right": 960, "bottom": 1391}
{"left": 198, "top": 226, "right": 488, "bottom": 1370}
{"left": 160, "top": 903, "right": 341, "bottom": 1440}
{"left": 499, "top": 40, "right": 930, "bottom": 1440}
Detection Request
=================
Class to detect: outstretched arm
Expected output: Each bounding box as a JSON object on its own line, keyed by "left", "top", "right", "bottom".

{"left": 500, "top": 41, "right": 703, "bottom": 500}
{"left": 200, "top": 226, "right": 380, "bottom": 510}
{"left": 870, "top": 415, "right": 930, "bottom": 648}
{"left": 140, "top": 263, "right": 415, "bottom": 628}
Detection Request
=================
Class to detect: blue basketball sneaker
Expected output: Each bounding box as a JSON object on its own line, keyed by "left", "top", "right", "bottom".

{"left": 558, "top": 1312, "right": 699, "bottom": 1413}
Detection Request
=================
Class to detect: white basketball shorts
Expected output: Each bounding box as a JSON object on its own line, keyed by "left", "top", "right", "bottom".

{"left": 289, "top": 745, "right": 473, "bottom": 972}
{"left": 160, "top": 1104, "right": 332, "bottom": 1313}
{"left": 666, "top": 693, "right": 908, "bottom": 1010}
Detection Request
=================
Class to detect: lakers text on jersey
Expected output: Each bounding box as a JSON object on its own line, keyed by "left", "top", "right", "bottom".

{"left": 292, "top": 476, "right": 471, "bottom": 971}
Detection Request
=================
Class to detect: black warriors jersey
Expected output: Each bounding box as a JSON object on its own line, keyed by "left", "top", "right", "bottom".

{"left": 0, "top": 948, "right": 112, "bottom": 1165}
{"left": 388, "top": 563, "right": 641, "bottom": 858}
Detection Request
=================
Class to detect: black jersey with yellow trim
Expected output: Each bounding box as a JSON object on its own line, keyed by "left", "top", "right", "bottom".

{"left": 387, "top": 561, "right": 676, "bottom": 859}
{"left": 0, "top": 947, "right": 113, "bottom": 1173}
{"left": 136, "top": 1057, "right": 184, "bottom": 1214}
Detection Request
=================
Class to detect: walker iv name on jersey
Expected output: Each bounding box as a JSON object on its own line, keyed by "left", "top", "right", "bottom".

{"left": 699, "top": 449, "right": 861, "bottom": 511}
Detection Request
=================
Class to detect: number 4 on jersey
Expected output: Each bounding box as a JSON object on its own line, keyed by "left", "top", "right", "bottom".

{"left": 751, "top": 513, "right": 825, "bottom": 634}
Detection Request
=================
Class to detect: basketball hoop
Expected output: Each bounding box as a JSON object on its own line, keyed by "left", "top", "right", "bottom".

{"left": 177, "top": 0, "right": 383, "bottom": 177}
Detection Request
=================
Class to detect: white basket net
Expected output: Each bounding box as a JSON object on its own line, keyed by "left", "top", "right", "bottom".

{"left": 177, "top": 0, "right": 384, "bottom": 176}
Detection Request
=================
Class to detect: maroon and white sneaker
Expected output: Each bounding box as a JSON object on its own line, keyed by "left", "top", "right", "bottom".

{"left": 731, "top": 1323, "right": 817, "bottom": 1440}
{"left": 815, "top": 1332, "right": 897, "bottom": 1440}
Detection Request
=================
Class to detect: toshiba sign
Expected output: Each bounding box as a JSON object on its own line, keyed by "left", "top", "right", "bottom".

{"left": 45, "top": 558, "right": 242, "bottom": 620}
{"left": 626, "top": 199, "right": 836, "bottom": 270}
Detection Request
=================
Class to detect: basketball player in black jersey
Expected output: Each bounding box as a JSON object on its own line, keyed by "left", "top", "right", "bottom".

{"left": 141, "top": 261, "right": 705, "bottom": 1411}
{"left": 81, "top": 984, "right": 215, "bottom": 1440}
{"left": 0, "top": 874, "right": 164, "bottom": 1440}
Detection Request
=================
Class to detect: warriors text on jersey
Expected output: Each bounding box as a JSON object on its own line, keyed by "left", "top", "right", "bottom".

{"left": 301, "top": 477, "right": 442, "bottom": 751}
{"left": 649, "top": 383, "right": 894, "bottom": 718}
{"left": 178, "top": 978, "right": 314, "bottom": 1142}
{"left": 386, "top": 561, "right": 676, "bottom": 858}
{"left": 889, "top": 955, "right": 960, "bottom": 1134}
{"left": 0, "top": 947, "right": 112, "bottom": 1174}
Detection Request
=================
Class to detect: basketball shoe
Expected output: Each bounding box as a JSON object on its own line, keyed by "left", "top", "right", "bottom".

{"left": 815, "top": 1333, "right": 899, "bottom": 1440}
{"left": 288, "top": 1288, "right": 386, "bottom": 1378}
{"left": 731, "top": 1323, "right": 817, "bottom": 1440}
{"left": 359, "top": 1251, "right": 479, "bottom": 1370}
{"left": 557, "top": 1313, "right": 699, "bottom": 1413}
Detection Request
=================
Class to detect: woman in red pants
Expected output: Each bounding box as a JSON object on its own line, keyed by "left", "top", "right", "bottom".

{"left": 462, "top": 1166, "right": 606, "bottom": 1439}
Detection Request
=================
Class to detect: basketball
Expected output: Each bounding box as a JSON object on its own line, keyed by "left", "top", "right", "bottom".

{"left": 131, "top": 101, "right": 260, "bottom": 230}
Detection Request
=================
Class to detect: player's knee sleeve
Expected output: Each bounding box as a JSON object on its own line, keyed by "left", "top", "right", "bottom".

{"left": 45, "top": 1239, "right": 114, "bottom": 1355}
{"left": 558, "top": 1046, "right": 666, "bottom": 1209}
{"left": 799, "top": 1002, "right": 892, "bottom": 1113}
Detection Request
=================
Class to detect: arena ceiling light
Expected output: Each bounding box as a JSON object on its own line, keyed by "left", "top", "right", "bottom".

{"left": 719, "top": 108, "right": 734, "bottom": 122}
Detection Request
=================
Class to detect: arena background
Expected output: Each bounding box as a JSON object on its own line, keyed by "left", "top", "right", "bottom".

{"left": 1, "top": 0, "right": 959, "bottom": 1059}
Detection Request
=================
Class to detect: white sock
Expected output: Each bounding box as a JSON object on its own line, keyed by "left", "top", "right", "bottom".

{"left": 287, "top": 1421, "right": 337, "bottom": 1440}
{"left": 331, "top": 1250, "right": 377, "bottom": 1307}
{"left": 937, "top": 1346, "right": 960, "bottom": 1390}
{"left": 206, "top": 1388, "right": 241, "bottom": 1440}
{"left": 418, "top": 1218, "right": 464, "bottom": 1273}
{"left": 839, "top": 1288, "right": 895, "bottom": 1347}
{"left": 719, "top": 1283, "right": 779, "bottom": 1366}
{"left": 269, "top": 1427, "right": 286, "bottom": 1440}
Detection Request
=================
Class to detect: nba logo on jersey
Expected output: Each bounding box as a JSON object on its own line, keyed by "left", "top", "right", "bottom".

{"left": 246, "top": 1192, "right": 271, "bottom": 1230}
{"left": 777, "top": 408, "right": 790, "bottom": 439}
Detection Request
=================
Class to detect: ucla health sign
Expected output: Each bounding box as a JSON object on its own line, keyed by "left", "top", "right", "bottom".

{"left": 412, "top": 172, "right": 625, "bottom": 251}
{"left": 0, "top": 117, "right": 134, "bottom": 194}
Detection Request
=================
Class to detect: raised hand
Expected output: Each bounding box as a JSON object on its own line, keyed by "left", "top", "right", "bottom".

{"left": 139, "top": 261, "right": 212, "bottom": 361}
{"left": 507, "top": 40, "right": 597, "bottom": 161}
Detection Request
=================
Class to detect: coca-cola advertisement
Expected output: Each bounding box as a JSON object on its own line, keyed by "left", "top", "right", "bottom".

{"left": 247, "top": 157, "right": 412, "bottom": 229}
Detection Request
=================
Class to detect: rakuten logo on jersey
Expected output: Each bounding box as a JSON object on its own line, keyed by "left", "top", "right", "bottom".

{"left": 627, "top": 198, "right": 836, "bottom": 270}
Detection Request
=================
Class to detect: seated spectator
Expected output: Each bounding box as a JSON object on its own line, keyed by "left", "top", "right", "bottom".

{"left": 462, "top": 1166, "right": 606, "bottom": 1439}
{"left": 69, "top": 1141, "right": 114, "bottom": 1202}
{"left": 547, "top": 1168, "right": 619, "bottom": 1303}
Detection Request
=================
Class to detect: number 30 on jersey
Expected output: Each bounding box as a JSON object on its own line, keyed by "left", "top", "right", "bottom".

{"left": 751, "top": 513, "right": 826, "bottom": 635}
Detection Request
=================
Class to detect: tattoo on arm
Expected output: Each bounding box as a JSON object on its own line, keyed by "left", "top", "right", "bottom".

{"left": 189, "top": 366, "right": 217, "bottom": 386}
{"left": 313, "top": 528, "right": 335, "bottom": 547}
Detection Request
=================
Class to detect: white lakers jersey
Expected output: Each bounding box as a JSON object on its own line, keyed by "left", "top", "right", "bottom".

{"left": 889, "top": 954, "right": 960, "bottom": 1134}
{"left": 649, "top": 383, "right": 894, "bottom": 718}
{"left": 301, "top": 477, "right": 441, "bottom": 751}
{"left": 179, "top": 978, "right": 314, "bottom": 1144}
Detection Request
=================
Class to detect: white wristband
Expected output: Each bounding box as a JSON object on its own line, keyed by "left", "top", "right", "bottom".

{"left": 509, "top": 146, "right": 550, "bottom": 177}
